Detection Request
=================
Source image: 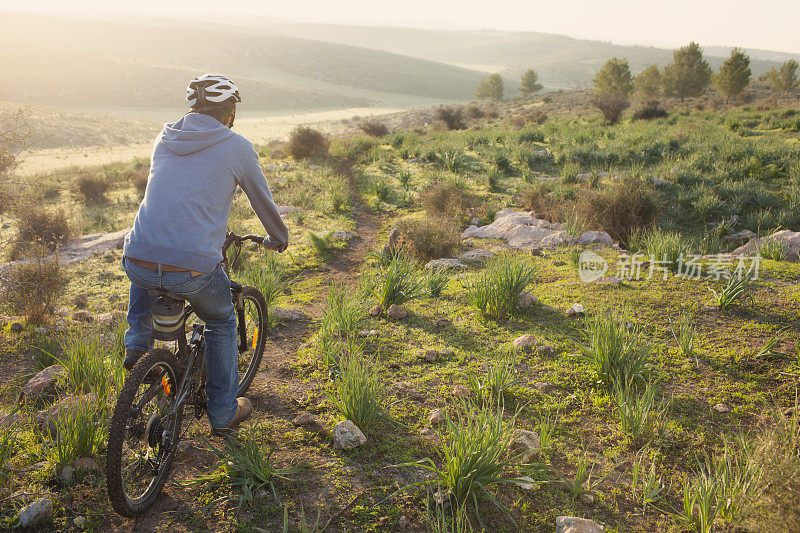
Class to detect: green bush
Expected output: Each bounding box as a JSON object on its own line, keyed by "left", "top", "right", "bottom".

{"left": 464, "top": 254, "right": 535, "bottom": 321}
{"left": 330, "top": 353, "right": 385, "bottom": 428}
{"left": 372, "top": 251, "right": 427, "bottom": 309}
{"left": 581, "top": 313, "right": 651, "bottom": 389}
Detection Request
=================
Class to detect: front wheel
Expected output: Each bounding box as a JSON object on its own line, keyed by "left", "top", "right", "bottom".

{"left": 106, "top": 349, "right": 183, "bottom": 517}
{"left": 235, "top": 285, "right": 268, "bottom": 395}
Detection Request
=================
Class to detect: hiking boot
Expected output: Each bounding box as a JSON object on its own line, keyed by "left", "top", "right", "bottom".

{"left": 124, "top": 349, "right": 147, "bottom": 371}
{"left": 211, "top": 397, "right": 253, "bottom": 438}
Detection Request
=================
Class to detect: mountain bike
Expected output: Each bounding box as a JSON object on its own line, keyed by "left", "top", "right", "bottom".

{"left": 106, "top": 232, "right": 280, "bottom": 517}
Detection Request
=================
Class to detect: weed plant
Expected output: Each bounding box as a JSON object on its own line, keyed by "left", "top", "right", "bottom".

{"left": 708, "top": 274, "right": 753, "bottom": 310}
{"left": 329, "top": 353, "right": 385, "bottom": 428}
{"left": 464, "top": 255, "right": 535, "bottom": 321}
{"left": 469, "top": 351, "right": 521, "bottom": 404}
{"left": 373, "top": 251, "right": 427, "bottom": 308}
{"left": 427, "top": 267, "right": 450, "bottom": 298}
{"left": 615, "top": 380, "right": 668, "bottom": 444}
{"left": 581, "top": 313, "right": 651, "bottom": 389}
{"left": 47, "top": 399, "right": 106, "bottom": 469}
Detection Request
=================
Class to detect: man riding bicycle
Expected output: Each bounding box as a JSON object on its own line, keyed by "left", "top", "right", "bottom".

{"left": 121, "top": 74, "right": 289, "bottom": 436}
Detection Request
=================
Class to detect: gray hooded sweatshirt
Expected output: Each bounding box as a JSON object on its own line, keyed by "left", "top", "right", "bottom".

{"left": 123, "top": 113, "right": 289, "bottom": 273}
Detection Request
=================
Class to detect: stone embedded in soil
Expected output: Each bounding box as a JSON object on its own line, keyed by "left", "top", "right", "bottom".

{"left": 732, "top": 229, "right": 800, "bottom": 261}
{"left": 423, "top": 350, "right": 438, "bottom": 363}
{"left": 74, "top": 516, "right": 87, "bottom": 528}
{"left": 578, "top": 231, "right": 613, "bottom": 247}
{"left": 72, "top": 457, "right": 100, "bottom": 472}
{"left": 580, "top": 493, "right": 595, "bottom": 505}
{"left": 332, "top": 230, "right": 357, "bottom": 241}
{"left": 516, "top": 291, "right": 539, "bottom": 309}
{"left": 438, "top": 348, "right": 454, "bottom": 357}
{"left": 434, "top": 317, "right": 451, "bottom": 327}
{"left": 517, "top": 476, "right": 537, "bottom": 490}
{"left": 428, "top": 409, "right": 445, "bottom": 426}
{"left": 292, "top": 413, "right": 325, "bottom": 434}
{"left": 566, "top": 303, "right": 585, "bottom": 317}
{"left": 95, "top": 310, "right": 126, "bottom": 328}
{"left": 22, "top": 365, "right": 65, "bottom": 405}
{"left": 594, "top": 276, "right": 622, "bottom": 285}
{"left": 509, "top": 429, "right": 540, "bottom": 463}
{"left": 333, "top": 420, "right": 366, "bottom": 450}
{"left": 72, "top": 310, "right": 93, "bottom": 323}
{"left": 424, "top": 258, "right": 467, "bottom": 270}
{"left": 55, "top": 306, "right": 71, "bottom": 317}
{"left": 541, "top": 231, "right": 575, "bottom": 247}
{"left": 10, "top": 322, "right": 23, "bottom": 333}
{"left": 18, "top": 497, "right": 53, "bottom": 528}
{"left": 535, "top": 345, "right": 556, "bottom": 357}
{"left": 725, "top": 229, "right": 757, "bottom": 242}
{"left": 272, "top": 308, "right": 310, "bottom": 322}
{"left": 555, "top": 516, "right": 605, "bottom": 533}
{"left": 652, "top": 177, "right": 669, "bottom": 187}
{"left": 399, "top": 515, "right": 411, "bottom": 528}
{"left": 277, "top": 205, "right": 301, "bottom": 215}
{"left": 552, "top": 260, "right": 566, "bottom": 266}
{"left": 713, "top": 403, "right": 730, "bottom": 413}
{"left": 59, "top": 465, "right": 73, "bottom": 485}
{"left": 358, "top": 329, "right": 379, "bottom": 338}
{"left": 72, "top": 294, "right": 89, "bottom": 308}
{"left": 386, "top": 304, "right": 407, "bottom": 320}
{"left": 452, "top": 385, "right": 471, "bottom": 397}
{"left": 512, "top": 334, "right": 537, "bottom": 351}
{"left": 369, "top": 305, "right": 383, "bottom": 317}
{"left": 459, "top": 249, "right": 496, "bottom": 262}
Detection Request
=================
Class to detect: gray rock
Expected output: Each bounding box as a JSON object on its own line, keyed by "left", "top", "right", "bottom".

{"left": 72, "top": 457, "right": 100, "bottom": 472}
{"left": 72, "top": 310, "right": 93, "bottom": 323}
{"left": 535, "top": 345, "right": 556, "bottom": 357}
{"left": 512, "top": 334, "right": 537, "bottom": 351}
{"left": 424, "top": 258, "right": 467, "bottom": 270}
{"left": 555, "top": 516, "right": 605, "bottom": 533}
{"left": 369, "top": 305, "right": 383, "bottom": 317}
{"left": 510, "top": 429, "right": 540, "bottom": 463}
{"left": 516, "top": 291, "right": 539, "bottom": 309}
{"left": 438, "top": 348, "right": 454, "bottom": 357}
{"left": 578, "top": 231, "right": 613, "bottom": 246}
{"left": 725, "top": 229, "right": 757, "bottom": 242}
{"left": 332, "top": 231, "right": 357, "bottom": 241}
{"left": 277, "top": 206, "right": 301, "bottom": 215}
{"left": 386, "top": 304, "right": 407, "bottom": 320}
{"left": 651, "top": 177, "right": 669, "bottom": 187}
{"left": 594, "top": 276, "right": 622, "bottom": 286}
{"left": 459, "top": 249, "right": 495, "bottom": 262}
{"left": 423, "top": 350, "right": 438, "bottom": 363}
{"left": 566, "top": 303, "right": 585, "bottom": 317}
{"left": 580, "top": 493, "right": 595, "bottom": 505}
{"left": 358, "top": 329, "right": 379, "bottom": 338}
{"left": 272, "top": 308, "right": 310, "bottom": 321}
{"left": 713, "top": 403, "right": 730, "bottom": 413}
{"left": 22, "top": 365, "right": 65, "bottom": 405}
{"left": 95, "top": 310, "right": 126, "bottom": 328}
{"left": 292, "top": 413, "right": 324, "bottom": 433}
{"left": 540, "top": 231, "right": 575, "bottom": 247}
{"left": 59, "top": 465, "right": 73, "bottom": 484}
{"left": 383, "top": 227, "right": 400, "bottom": 259}
{"left": 434, "top": 317, "right": 452, "bottom": 327}
{"left": 10, "top": 322, "right": 23, "bottom": 333}
{"left": 333, "top": 420, "right": 366, "bottom": 450}
{"left": 452, "top": 385, "right": 471, "bottom": 397}
{"left": 18, "top": 497, "right": 53, "bottom": 528}
{"left": 55, "top": 306, "right": 71, "bottom": 317}
{"left": 517, "top": 476, "right": 537, "bottom": 490}
{"left": 732, "top": 230, "right": 800, "bottom": 261}
{"left": 74, "top": 516, "right": 87, "bottom": 528}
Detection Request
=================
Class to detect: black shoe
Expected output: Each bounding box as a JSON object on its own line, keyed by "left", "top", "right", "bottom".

{"left": 124, "top": 349, "right": 146, "bottom": 371}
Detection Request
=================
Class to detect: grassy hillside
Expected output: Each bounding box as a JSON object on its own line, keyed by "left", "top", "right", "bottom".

{"left": 0, "top": 13, "right": 483, "bottom": 111}
{"left": 1, "top": 99, "right": 799, "bottom": 530}
{"left": 264, "top": 22, "right": 793, "bottom": 89}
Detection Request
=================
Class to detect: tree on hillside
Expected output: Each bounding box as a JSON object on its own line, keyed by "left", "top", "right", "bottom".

{"left": 591, "top": 58, "right": 633, "bottom": 124}
{"left": 761, "top": 59, "right": 799, "bottom": 95}
{"left": 475, "top": 74, "right": 505, "bottom": 101}
{"left": 661, "top": 42, "right": 712, "bottom": 102}
{"left": 519, "top": 69, "right": 543, "bottom": 97}
{"left": 714, "top": 48, "right": 751, "bottom": 103}
{"left": 635, "top": 65, "right": 662, "bottom": 102}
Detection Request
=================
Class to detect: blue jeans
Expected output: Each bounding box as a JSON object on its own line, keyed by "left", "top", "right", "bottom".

{"left": 122, "top": 258, "right": 238, "bottom": 428}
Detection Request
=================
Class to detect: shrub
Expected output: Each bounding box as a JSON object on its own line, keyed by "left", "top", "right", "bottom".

{"left": 358, "top": 119, "right": 389, "bottom": 137}
{"left": 632, "top": 102, "right": 668, "bottom": 120}
{"left": 641, "top": 229, "right": 684, "bottom": 272}
{"left": 242, "top": 259, "right": 286, "bottom": 326}
{"left": 464, "top": 254, "right": 535, "bottom": 321}
{"left": 14, "top": 207, "right": 71, "bottom": 251}
{"left": 437, "top": 106, "right": 466, "bottom": 130}
{"left": 372, "top": 251, "right": 427, "bottom": 308}
{"left": 330, "top": 353, "right": 385, "bottom": 428}
{"left": 288, "top": 126, "right": 329, "bottom": 160}
{"left": 75, "top": 173, "right": 111, "bottom": 202}
{"left": 58, "top": 330, "right": 122, "bottom": 399}
{"left": 436, "top": 150, "right": 472, "bottom": 174}
{"left": 516, "top": 183, "right": 574, "bottom": 222}
{"left": 467, "top": 105, "right": 484, "bottom": 118}
{"left": 758, "top": 238, "right": 787, "bottom": 261}
{"left": 307, "top": 231, "right": 335, "bottom": 256}
{"left": 581, "top": 313, "right": 651, "bottom": 389}
{"left": 575, "top": 177, "right": 658, "bottom": 244}
{"left": 420, "top": 181, "right": 478, "bottom": 224}
{"left": 492, "top": 153, "right": 514, "bottom": 175}
{"left": 370, "top": 178, "right": 392, "bottom": 203}
{"left": 320, "top": 284, "right": 365, "bottom": 339}
{"left": 326, "top": 179, "right": 351, "bottom": 213}
{"left": 0, "top": 250, "right": 68, "bottom": 321}
{"left": 396, "top": 217, "right": 461, "bottom": 262}
{"left": 426, "top": 267, "right": 450, "bottom": 297}
{"left": 614, "top": 380, "right": 668, "bottom": 443}
{"left": 47, "top": 399, "right": 106, "bottom": 469}
{"left": 592, "top": 93, "right": 630, "bottom": 124}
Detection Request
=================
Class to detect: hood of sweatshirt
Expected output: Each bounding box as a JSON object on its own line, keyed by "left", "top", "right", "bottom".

{"left": 159, "top": 113, "right": 235, "bottom": 156}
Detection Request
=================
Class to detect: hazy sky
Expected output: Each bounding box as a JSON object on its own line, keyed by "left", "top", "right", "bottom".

{"left": 3, "top": 0, "right": 799, "bottom": 54}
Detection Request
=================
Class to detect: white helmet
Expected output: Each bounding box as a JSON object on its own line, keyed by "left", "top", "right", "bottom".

{"left": 186, "top": 74, "right": 241, "bottom": 108}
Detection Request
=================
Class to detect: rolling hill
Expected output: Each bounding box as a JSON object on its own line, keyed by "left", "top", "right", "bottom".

{"left": 0, "top": 13, "right": 484, "bottom": 112}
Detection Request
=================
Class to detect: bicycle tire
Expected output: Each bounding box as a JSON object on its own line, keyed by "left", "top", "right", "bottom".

{"left": 106, "top": 348, "right": 183, "bottom": 517}
{"left": 236, "top": 285, "right": 268, "bottom": 395}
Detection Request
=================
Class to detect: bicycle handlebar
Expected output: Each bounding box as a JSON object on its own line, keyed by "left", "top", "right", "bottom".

{"left": 222, "top": 232, "right": 286, "bottom": 254}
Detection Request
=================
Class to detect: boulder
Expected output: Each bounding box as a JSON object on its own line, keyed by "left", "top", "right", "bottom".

{"left": 567, "top": 304, "right": 585, "bottom": 317}
{"left": 725, "top": 229, "right": 757, "bottom": 242}
{"left": 72, "top": 310, "right": 93, "bottom": 323}
{"left": 72, "top": 457, "right": 100, "bottom": 472}
{"left": 18, "top": 497, "right": 54, "bottom": 528}
{"left": 509, "top": 429, "right": 540, "bottom": 463}
{"left": 461, "top": 210, "right": 562, "bottom": 250}
{"left": 423, "top": 350, "right": 438, "bottom": 363}
{"left": 651, "top": 177, "right": 669, "bottom": 187}
{"left": 333, "top": 420, "right": 366, "bottom": 450}
{"left": 438, "top": 348, "right": 454, "bottom": 357}
{"left": 21, "top": 365, "right": 65, "bottom": 405}
{"left": 434, "top": 318, "right": 452, "bottom": 327}
{"left": 96, "top": 310, "right": 126, "bottom": 328}
{"left": 512, "top": 334, "right": 537, "bottom": 352}
{"left": 428, "top": 409, "right": 445, "bottom": 426}
{"left": 383, "top": 227, "right": 400, "bottom": 258}
{"left": 555, "top": 516, "right": 605, "bottom": 533}
{"left": 386, "top": 305, "right": 407, "bottom": 320}
{"left": 292, "top": 413, "right": 325, "bottom": 434}
{"left": 277, "top": 206, "right": 301, "bottom": 215}
{"left": 459, "top": 249, "right": 496, "bottom": 262}
{"left": 578, "top": 231, "right": 613, "bottom": 246}
{"left": 540, "top": 231, "right": 575, "bottom": 247}
{"left": 732, "top": 230, "right": 800, "bottom": 261}
{"left": 369, "top": 305, "right": 383, "bottom": 317}
{"left": 59, "top": 465, "right": 73, "bottom": 485}
{"left": 424, "top": 258, "right": 467, "bottom": 270}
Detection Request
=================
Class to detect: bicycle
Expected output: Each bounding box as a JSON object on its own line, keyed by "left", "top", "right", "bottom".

{"left": 106, "top": 232, "right": 281, "bottom": 517}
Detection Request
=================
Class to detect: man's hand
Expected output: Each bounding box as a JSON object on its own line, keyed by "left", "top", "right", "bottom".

{"left": 263, "top": 237, "right": 288, "bottom": 253}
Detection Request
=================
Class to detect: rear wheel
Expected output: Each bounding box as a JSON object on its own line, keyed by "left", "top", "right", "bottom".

{"left": 106, "top": 349, "right": 183, "bottom": 517}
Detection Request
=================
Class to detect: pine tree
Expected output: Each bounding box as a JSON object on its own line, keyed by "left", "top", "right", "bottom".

{"left": 635, "top": 65, "right": 662, "bottom": 102}
{"left": 475, "top": 74, "right": 505, "bottom": 101}
{"left": 592, "top": 58, "right": 633, "bottom": 124}
{"left": 662, "top": 42, "right": 712, "bottom": 102}
{"left": 761, "top": 59, "right": 799, "bottom": 95}
{"left": 519, "top": 69, "right": 543, "bottom": 97}
{"left": 714, "top": 48, "right": 751, "bottom": 103}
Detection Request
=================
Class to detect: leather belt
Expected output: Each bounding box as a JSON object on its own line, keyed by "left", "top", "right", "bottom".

{"left": 126, "top": 257, "right": 204, "bottom": 277}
